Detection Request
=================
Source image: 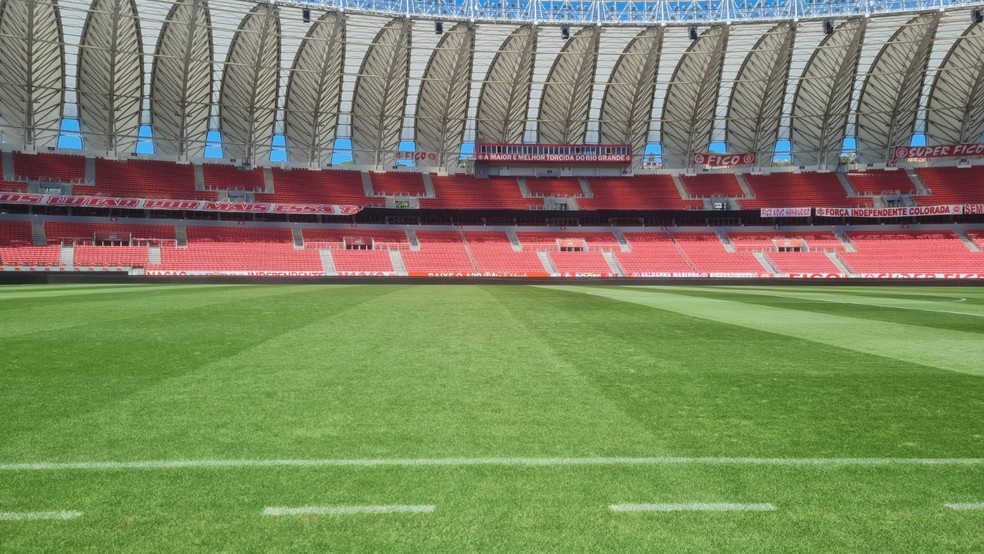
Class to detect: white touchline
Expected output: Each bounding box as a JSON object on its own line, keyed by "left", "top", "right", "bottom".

{"left": 262, "top": 505, "right": 435, "bottom": 516}
{"left": 0, "top": 511, "right": 83, "bottom": 521}
{"left": 0, "top": 456, "right": 982, "bottom": 472}
{"left": 610, "top": 503, "right": 776, "bottom": 512}
{"left": 944, "top": 503, "right": 984, "bottom": 510}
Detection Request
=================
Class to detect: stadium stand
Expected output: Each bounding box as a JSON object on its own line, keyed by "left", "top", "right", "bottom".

{"left": 369, "top": 172, "right": 427, "bottom": 196}
{"left": 463, "top": 231, "right": 548, "bottom": 275}
{"left": 741, "top": 173, "right": 871, "bottom": 208}
{"left": 681, "top": 174, "right": 744, "bottom": 198}
{"left": 726, "top": 231, "right": 845, "bottom": 251}
{"left": 0, "top": 221, "right": 35, "bottom": 246}
{"left": 257, "top": 168, "right": 380, "bottom": 207}
{"left": 765, "top": 252, "right": 843, "bottom": 274}
{"left": 44, "top": 222, "right": 177, "bottom": 244}
{"left": 80, "top": 159, "right": 214, "bottom": 200}
{"left": 524, "top": 178, "right": 584, "bottom": 197}
{"left": 840, "top": 231, "right": 984, "bottom": 273}
{"left": 153, "top": 244, "right": 323, "bottom": 273}
{"left": 186, "top": 225, "right": 292, "bottom": 243}
{"left": 914, "top": 167, "right": 984, "bottom": 204}
{"left": 12, "top": 152, "right": 85, "bottom": 182}
{"left": 673, "top": 232, "right": 768, "bottom": 274}
{"left": 0, "top": 246, "right": 61, "bottom": 266}
{"left": 579, "top": 176, "right": 701, "bottom": 210}
{"left": 74, "top": 246, "right": 148, "bottom": 267}
{"left": 846, "top": 170, "right": 918, "bottom": 196}
{"left": 401, "top": 231, "right": 476, "bottom": 273}
{"left": 420, "top": 176, "right": 532, "bottom": 210}
{"left": 615, "top": 232, "right": 695, "bottom": 275}
{"left": 202, "top": 164, "right": 266, "bottom": 191}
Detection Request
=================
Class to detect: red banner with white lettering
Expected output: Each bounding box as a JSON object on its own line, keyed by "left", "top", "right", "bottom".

{"left": 0, "top": 193, "right": 362, "bottom": 216}
{"left": 890, "top": 143, "right": 984, "bottom": 164}
{"left": 693, "top": 152, "right": 756, "bottom": 166}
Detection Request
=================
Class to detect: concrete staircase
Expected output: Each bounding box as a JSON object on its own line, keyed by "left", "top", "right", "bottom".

{"left": 612, "top": 229, "right": 632, "bottom": 252}
{"left": 956, "top": 230, "right": 982, "bottom": 252}
{"left": 175, "top": 225, "right": 188, "bottom": 247}
{"left": 193, "top": 164, "right": 205, "bottom": 191}
{"left": 59, "top": 244, "right": 74, "bottom": 267}
{"left": 836, "top": 172, "right": 859, "bottom": 197}
{"left": 715, "top": 230, "right": 736, "bottom": 252}
{"left": 516, "top": 177, "right": 531, "bottom": 197}
{"left": 389, "top": 250, "right": 408, "bottom": 276}
{"left": 905, "top": 168, "right": 931, "bottom": 196}
{"left": 458, "top": 230, "right": 480, "bottom": 271}
{"left": 537, "top": 251, "right": 558, "bottom": 275}
{"left": 421, "top": 173, "right": 436, "bottom": 198}
{"left": 602, "top": 251, "right": 625, "bottom": 277}
{"left": 827, "top": 251, "right": 853, "bottom": 275}
{"left": 406, "top": 229, "right": 420, "bottom": 251}
{"left": 578, "top": 178, "right": 593, "bottom": 198}
{"left": 31, "top": 220, "right": 46, "bottom": 245}
{"left": 735, "top": 173, "right": 755, "bottom": 198}
{"left": 1, "top": 152, "right": 14, "bottom": 181}
{"left": 833, "top": 230, "right": 857, "bottom": 252}
{"left": 753, "top": 252, "right": 778, "bottom": 275}
{"left": 320, "top": 250, "right": 338, "bottom": 276}
{"left": 671, "top": 174, "right": 691, "bottom": 199}
{"left": 148, "top": 245, "right": 162, "bottom": 265}
{"left": 263, "top": 167, "right": 275, "bottom": 193}
{"left": 291, "top": 228, "right": 304, "bottom": 249}
{"left": 506, "top": 229, "right": 522, "bottom": 252}
{"left": 361, "top": 172, "right": 375, "bottom": 196}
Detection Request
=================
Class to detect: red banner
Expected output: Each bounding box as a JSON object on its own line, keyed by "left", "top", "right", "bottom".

{"left": 0, "top": 193, "right": 362, "bottom": 216}
{"left": 693, "top": 152, "right": 756, "bottom": 166}
{"left": 814, "top": 205, "right": 964, "bottom": 218}
{"left": 761, "top": 207, "right": 812, "bottom": 217}
{"left": 891, "top": 143, "right": 984, "bottom": 162}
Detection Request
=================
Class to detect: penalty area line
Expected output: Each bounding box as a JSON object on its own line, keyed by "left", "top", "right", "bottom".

{"left": 262, "top": 505, "right": 435, "bottom": 516}
{"left": 1, "top": 456, "right": 983, "bottom": 472}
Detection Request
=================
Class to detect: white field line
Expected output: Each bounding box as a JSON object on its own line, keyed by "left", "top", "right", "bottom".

{"left": 0, "top": 511, "right": 83, "bottom": 521}
{"left": 610, "top": 503, "right": 776, "bottom": 512}
{"left": 263, "top": 505, "right": 434, "bottom": 516}
{"left": 1, "top": 457, "right": 982, "bottom": 472}
{"left": 944, "top": 503, "right": 984, "bottom": 510}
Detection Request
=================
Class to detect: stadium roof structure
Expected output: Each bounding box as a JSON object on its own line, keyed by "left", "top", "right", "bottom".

{"left": 0, "top": 0, "right": 981, "bottom": 171}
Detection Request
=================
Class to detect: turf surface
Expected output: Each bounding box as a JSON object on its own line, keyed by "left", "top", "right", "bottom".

{"left": 1, "top": 284, "right": 983, "bottom": 552}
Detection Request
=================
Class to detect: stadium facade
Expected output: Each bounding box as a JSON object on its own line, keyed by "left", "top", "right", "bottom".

{"left": 0, "top": 0, "right": 982, "bottom": 173}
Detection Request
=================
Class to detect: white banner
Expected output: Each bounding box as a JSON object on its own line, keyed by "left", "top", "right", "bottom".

{"left": 693, "top": 152, "right": 757, "bottom": 166}
{"left": 814, "top": 205, "right": 964, "bottom": 218}
{"left": 0, "top": 193, "right": 363, "bottom": 215}
{"left": 760, "top": 207, "right": 812, "bottom": 217}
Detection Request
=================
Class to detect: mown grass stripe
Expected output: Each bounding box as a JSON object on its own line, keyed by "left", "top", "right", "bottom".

{"left": 262, "top": 505, "right": 435, "bottom": 516}
{"left": 610, "top": 503, "right": 776, "bottom": 512}
{"left": 1, "top": 457, "right": 982, "bottom": 472}
{"left": 0, "top": 511, "right": 82, "bottom": 521}
{"left": 945, "top": 503, "right": 984, "bottom": 510}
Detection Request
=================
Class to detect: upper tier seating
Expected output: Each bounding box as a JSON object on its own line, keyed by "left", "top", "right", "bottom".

{"left": 741, "top": 173, "right": 871, "bottom": 208}
{"left": 524, "top": 178, "right": 584, "bottom": 197}
{"left": 914, "top": 167, "right": 984, "bottom": 205}
{"left": 463, "top": 231, "right": 546, "bottom": 276}
{"left": 369, "top": 172, "right": 427, "bottom": 196}
{"left": 45, "top": 222, "right": 176, "bottom": 244}
{"left": 13, "top": 153, "right": 85, "bottom": 182}
{"left": 0, "top": 221, "right": 34, "bottom": 246}
{"left": 420, "top": 176, "right": 532, "bottom": 210}
{"left": 615, "top": 232, "right": 695, "bottom": 276}
{"left": 257, "top": 169, "right": 379, "bottom": 207}
{"left": 840, "top": 231, "right": 984, "bottom": 273}
{"left": 846, "top": 170, "right": 918, "bottom": 196}
{"left": 681, "top": 174, "right": 744, "bottom": 198}
{"left": 579, "top": 176, "right": 701, "bottom": 210}
{"left": 80, "top": 159, "right": 214, "bottom": 201}
{"left": 673, "top": 232, "right": 767, "bottom": 274}
{"left": 401, "top": 231, "right": 475, "bottom": 273}
{"left": 203, "top": 164, "right": 265, "bottom": 191}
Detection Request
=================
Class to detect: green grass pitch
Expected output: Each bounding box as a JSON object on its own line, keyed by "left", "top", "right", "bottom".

{"left": 2, "top": 283, "right": 984, "bottom": 552}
